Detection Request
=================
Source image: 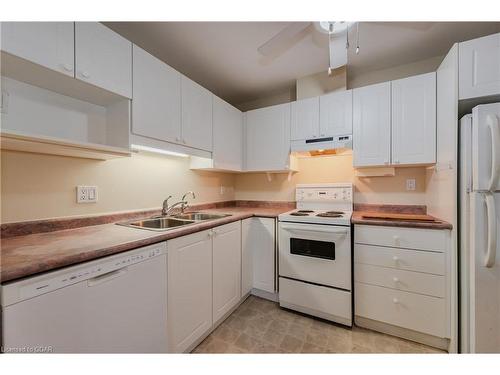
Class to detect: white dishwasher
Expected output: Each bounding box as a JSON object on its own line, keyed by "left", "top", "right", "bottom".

{"left": 1, "top": 242, "right": 168, "bottom": 353}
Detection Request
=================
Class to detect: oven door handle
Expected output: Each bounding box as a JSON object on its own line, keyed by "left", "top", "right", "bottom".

{"left": 280, "top": 223, "right": 349, "bottom": 235}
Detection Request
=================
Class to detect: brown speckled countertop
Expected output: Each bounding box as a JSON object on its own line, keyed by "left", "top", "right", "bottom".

{"left": 351, "top": 203, "right": 452, "bottom": 230}
{"left": 1, "top": 204, "right": 292, "bottom": 283}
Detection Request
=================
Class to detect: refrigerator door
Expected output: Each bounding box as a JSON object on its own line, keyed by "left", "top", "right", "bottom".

{"left": 470, "top": 192, "right": 500, "bottom": 353}
{"left": 459, "top": 114, "right": 473, "bottom": 352}
{"left": 472, "top": 103, "right": 500, "bottom": 192}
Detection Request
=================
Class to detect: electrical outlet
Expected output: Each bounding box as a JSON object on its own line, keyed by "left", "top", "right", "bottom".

{"left": 406, "top": 179, "right": 416, "bottom": 191}
{"left": 77, "top": 186, "right": 98, "bottom": 203}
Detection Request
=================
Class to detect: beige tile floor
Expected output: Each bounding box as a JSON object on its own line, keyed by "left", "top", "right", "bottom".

{"left": 193, "top": 295, "right": 445, "bottom": 354}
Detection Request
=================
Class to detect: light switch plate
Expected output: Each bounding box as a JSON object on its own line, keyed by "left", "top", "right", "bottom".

{"left": 77, "top": 186, "right": 98, "bottom": 203}
{"left": 406, "top": 179, "right": 416, "bottom": 191}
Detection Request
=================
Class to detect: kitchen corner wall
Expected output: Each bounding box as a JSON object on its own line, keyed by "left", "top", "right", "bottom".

{"left": 0, "top": 150, "right": 236, "bottom": 223}
{"left": 234, "top": 153, "right": 427, "bottom": 205}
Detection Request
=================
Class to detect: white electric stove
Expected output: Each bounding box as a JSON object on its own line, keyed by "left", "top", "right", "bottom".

{"left": 278, "top": 183, "right": 353, "bottom": 326}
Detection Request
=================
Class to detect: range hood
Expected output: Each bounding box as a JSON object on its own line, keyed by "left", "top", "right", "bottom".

{"left": 291, "top": 134, "right": 353, "bottom": 154}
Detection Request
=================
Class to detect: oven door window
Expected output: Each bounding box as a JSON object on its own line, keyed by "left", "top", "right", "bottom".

{"left": 290, "top": 238, "right": 335, "bottom": 260}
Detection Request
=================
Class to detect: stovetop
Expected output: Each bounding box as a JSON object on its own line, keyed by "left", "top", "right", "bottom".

{"left": 279, "top": 183, "right": 353, "bottom": 226}
{"left": 279, "top": 209, "right": 352, "bottom": 226}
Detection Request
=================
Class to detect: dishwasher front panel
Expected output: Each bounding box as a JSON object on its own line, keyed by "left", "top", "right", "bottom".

{"left": 2, "top": 243, "right": 168, "bottom": 353}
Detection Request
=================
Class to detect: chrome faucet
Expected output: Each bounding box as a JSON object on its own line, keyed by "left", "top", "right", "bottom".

{"left": 180, "top": 191, "right": 196, "bottom": 213}
{"left": 162, "top": 195, "right": 173, "bottom": 216}
{"left": 161, "top": 192, "right": 196, "bottom": 216}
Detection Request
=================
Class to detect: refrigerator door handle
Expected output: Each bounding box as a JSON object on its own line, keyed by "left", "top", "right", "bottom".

{"left": 487, "top": 114, "right": 500, "bottom": 191}
{"left": 484, "top": 193, "right": 497, "bottom": 268}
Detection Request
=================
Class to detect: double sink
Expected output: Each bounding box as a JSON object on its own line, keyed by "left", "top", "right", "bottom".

{"left": 118, "top": 212, "right": 231, "bottom": 231}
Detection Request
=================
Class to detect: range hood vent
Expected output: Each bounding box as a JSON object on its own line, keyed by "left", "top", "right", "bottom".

{"left": 291, "top": 134, "right": 352, "bottom": 155}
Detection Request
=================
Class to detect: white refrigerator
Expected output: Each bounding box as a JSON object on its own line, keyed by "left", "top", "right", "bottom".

{"left": 460, "top": 102, "right": 500, "bottom": 353}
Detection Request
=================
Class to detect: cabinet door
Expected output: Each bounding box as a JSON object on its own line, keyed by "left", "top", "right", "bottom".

{"left": 459, "top": 33, "right": 500, "bottom": 100}
{"left": 320, "top": 89, "right": 353, "bottom": 137}
{"left": 132, "top": 45, "right": 181, "bottom": 143}
{"left": 168, "top": 230, "right": 212, "bottom": 353}
{"left": 241, "top": 218, "right": 254, "bottom": 296}
{"left": 291, "top": 97, "right": 319, "bottom": 140}
{"left": 75, "top": 22, "right": 132, "bottom": 98}
{"left": 213, "top": 222, "right": 242, "bottom": 323}
{"left": 213, "top": 96, "right": 243, "bottom": 170}
{"left": 245, "top": 103, "right": 291, "bottom": 171}
{"left": 392, "top": 72, "right": 436, "bottom": 165}
{"left": 251, "top": 218, "right": 276, "bottom": 293}
{"left": 181, "top": 76, "right": 213, "bottom": 151}
{"left": 353, "top": 82, "right": 391, "bottom": 167}
{"left": 1, "top": 22, "right": 74, "bottom": 77}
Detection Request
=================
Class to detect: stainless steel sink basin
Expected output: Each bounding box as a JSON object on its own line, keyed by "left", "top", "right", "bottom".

{"left": 173, "top": 212, "right": 231, "bottom": 221}
{"left": 118, "top": 211, "right": 231, "bottom": 231}
{"left": 120, "top": 217, "right": 195, "bottom": 231}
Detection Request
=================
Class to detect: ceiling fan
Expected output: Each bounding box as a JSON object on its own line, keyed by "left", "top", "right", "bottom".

{"left": 257, "top": 22, "right": 435, "bottom": 75}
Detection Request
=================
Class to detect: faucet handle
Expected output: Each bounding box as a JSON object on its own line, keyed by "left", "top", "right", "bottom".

{"left": 162, "top": 195, "right": 173, "bottom": 215}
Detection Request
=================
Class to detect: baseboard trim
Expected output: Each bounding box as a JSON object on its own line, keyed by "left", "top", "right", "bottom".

{"left": 355, "top": 316, "right": 450, "bottom": 351}
{"left": 251, "top": 288, "right": 278, "bottom": 302}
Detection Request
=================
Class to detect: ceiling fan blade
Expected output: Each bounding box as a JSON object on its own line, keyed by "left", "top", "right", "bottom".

{"left": 257, "top": 22, "right": 312, "bottom": 57}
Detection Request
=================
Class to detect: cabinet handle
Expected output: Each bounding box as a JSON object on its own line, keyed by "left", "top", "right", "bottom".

{"left": 393, "top": 235, "right": 400, "bottom": 245}
{"left": 392, "top": 256, "right": 399, "bottom": 263}
{"left": 80, "top": 71, "right": 90, "bottom": 79}
{"left": 61, "top": 63, "right": 73, "bottom": 72}
{"left": 393, "top": 277, "right": 399, "bottom": 283}
{"left": 392, "top": 298, "right": 399, "bottom": 304}
{"left": 208, "top": 231, "right": 214, "bottom": 238}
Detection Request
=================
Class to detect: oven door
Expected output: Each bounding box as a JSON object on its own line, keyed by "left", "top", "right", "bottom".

{"left": 279, "top": 222, "right": 351, "bottom": 290}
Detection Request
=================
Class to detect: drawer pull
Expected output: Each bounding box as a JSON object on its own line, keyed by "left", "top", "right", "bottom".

{"left": 392, "top": 298, "right": 399, "bottom": 304}
{"left": 393, "top": 277, "right": 399, "bottom": 283}
{"left": 392, "top": 256, "right": 399, "bottom": 263}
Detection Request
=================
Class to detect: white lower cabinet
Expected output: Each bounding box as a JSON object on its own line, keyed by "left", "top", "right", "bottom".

{"left": 241, "top": 217, "right": 276, "bottom": 295}
{"left": 167, "top": 221, "right": 242, "bottom": 353}
{"left": 354, "top": 224, "right": 453, "bottom": 349}
{"left": 241, "top": 218, "right": 254, "bottom": 296}
{"left": 167, "top": 229, "right": 213, "bottom": 353}
{"left": 212, "top": 221, "right": 242, "bottom": 323}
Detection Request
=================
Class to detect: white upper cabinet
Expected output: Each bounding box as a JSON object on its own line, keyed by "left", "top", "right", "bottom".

{"left": 320, "top": 89, "right": 353, "bottom": 137}
{"left": 181, "top": 76, "right": 213, "bottom": 151}
{"left": 459, "top": 33, "right": 500, "bottom": 100}
{"left": 1, "top": 22, "right": 75, "bottom": 77}
{"left": 75, "top": 23, "right": 132, "bottom": 98}
{"left": 392, "top": 72, "right": 436, "bottom": 165}
{"left": 353, "top": 82, "right": 391, "bottom": 167}
{"left": 291, "top": 97, "right": 319, "bottom": 140}
{"left": 212, "top": 96, "right": 243, "bottom": 171}
{"left": 132, "top": 45, "right": 181, "bottom": 143}
{"left": 245, "top": 103, "right": 292, "bottom": 171}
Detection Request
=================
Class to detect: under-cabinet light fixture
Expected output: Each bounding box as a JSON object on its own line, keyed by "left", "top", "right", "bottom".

{"left": 130, "top": 144, "right": 189, "bottom": 158}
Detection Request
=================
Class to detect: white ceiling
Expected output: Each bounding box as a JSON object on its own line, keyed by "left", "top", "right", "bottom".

{"left": 105, "top": 22, "right": 500, "bottom": 107}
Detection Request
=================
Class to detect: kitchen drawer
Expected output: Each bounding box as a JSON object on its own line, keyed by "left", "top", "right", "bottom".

{"left": 355, "top": 225, "right": 447, "bottom": 252}
{"left": 354, "top": 263, "right": 446, "bottom": 298}
{"left": 355, "top": 282, "right": 447, "bottom": 338}
{"left": 355, "top": 244, "right": 445, "bottom": 275}
{"left": 279, "top": 277, "right": 351, "bottom": 325}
